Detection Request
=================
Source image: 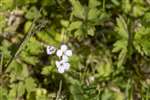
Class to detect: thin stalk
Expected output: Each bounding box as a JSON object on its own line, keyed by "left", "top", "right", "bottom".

{"left": 56, "top": 80, "right": 62, "bottom": 100}
{"left": 103, "top": 0, "right": 105, "bottom": 11}
{"left": 0, "top": 53, "right": 3, "bottom": 74}
{"left": 4, "top": 8, "right": 42, "bottom": 70}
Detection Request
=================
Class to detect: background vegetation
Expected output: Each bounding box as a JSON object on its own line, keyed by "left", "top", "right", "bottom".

{"left": 0, "top": 0, "right": 150, "bottom": 100}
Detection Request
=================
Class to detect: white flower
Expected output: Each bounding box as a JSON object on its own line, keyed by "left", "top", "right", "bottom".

{"left": 65, "top": 50, "right": 72, "bottom": 57}
{"left": 46, "top": 46, "right": 56, "bottom": 55}
{"left": 61, "top": 44, "right": 68, "bottom": 52}
{"left": 58, "top": 66, "right": 65, "bottom": 73}
{"left": 56, "top": 44, "right": 72, "bottom": 58}
{"left": 56, "top": 50, "right": 63, "bottom": 57}
{"left": 55, "top": 60, "right": 70, "bottom": 73}
{"left": 64, "top": 62, "right": 70, "bottom": 70}
{"left": 47, "top": 44, "right": 72, "bottom": 73}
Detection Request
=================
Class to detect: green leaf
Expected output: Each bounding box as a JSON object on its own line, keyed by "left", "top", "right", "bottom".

{"left": 26, "top": 37, "right": 43, "bottom": 55}
{"left": 6, "top": 60, "right": 28, "bottom": 81}
{"left": 0, "top": 87, "right": 8, "bottom": 100}
{"left": 9, "top": 84, "right": 17, "bottom": 99}
{"left": 143, "top": 12, "right": 150, "bottom": 23}
{"left": 87, "top": 26, "right": 95, "bottom": 36}
{"left": 21, "top": 63, "right": 29, "bottom": 78}
{"left": 141, "top": 40, "right": 150, "bottom": 55}
{"left": 17, "top": 82, "right": 25, "bottom": 97}
{"left": 132, "top": 5, "right": 146, "bottom": 17}
{"left": 134, "top": 40, "right": 143, "bottom": 55}
{"left": 68, "top": 21, "right": 82, "bottom": 31}
{"left": 112, "top": 40, "right": 126, "bottom": 53}
{"left": 101, "top": 89, "right": 113, "bottom": 100}
{"left": 6, "top": 60, "right": 23, "bottom": 74}
{"left": 36, "top": 31, "right": 58, "bottom": 45}
{"left": 74, "top": 29, "right": 83, "bottom": 39}
{"left": 20, "top": 51, "right": 39, "bottom": 65}
{"left": 0, "top": 40, "right": 11, "bottom": 63}
{"left": 122, "top": 0, "right": 131, "bottom": 13}
{"left": 24, "top": 21, "right": 32, "bottom": 33}
{"left": 70, "top": 83, "right": 86, "bottom": 100}
{"left": 115, "top": 16, "right": 128, "bottom": 39}
{"left": 60, "top": 20, "right": 70, "bottom": 28}
{"left": 35, "top": 88, "right": 48, "bottom": 100}
{"left": 88, "top": 0, "right": 101, "bottom": 8}
{"left": 88, "top": 8, "right": 100, "bottom": 21}
{"left": 69, "top": 0, "right": 85, "bottom": 19}
{"left": 111, "top": 0, "right": 120, "bottom": 6}
{"left": 0, "top": 15, "right": 6, "bottom": 32}
{"left": 134, "top": 28, "right": 148, "bottom": 38}
{"left": 134, "top": 26, "right": 150, "bottom": 56}
{"left": 113, "top": 92, "right": 124, "bottom": 100}
{"left": 97, "top": 59, "right": 112, "bottom": 77}
{"left": 54, "top": 32, "right": 62, "bottom": 42}
{"left": 112, "top": 40, "right": 127, "bottom": 67}
{"left": 25, "top": 6, "right": 40, "bottom": 19}
{"left": 0, "top": 0, "right": 13, "bottom": 10}
{"left": 25, "top": 77, "right": 37, "bottom": 93}
{"left": 41, "top": 65, "right": 54, "bottom": 75}
{"left": 70, "top": 55, "right": 80, "bottom": 69}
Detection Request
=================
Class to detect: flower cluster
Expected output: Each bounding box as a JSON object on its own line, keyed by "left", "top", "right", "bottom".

{"left": 46, "top": 44, "right": 72, "bottom": 73}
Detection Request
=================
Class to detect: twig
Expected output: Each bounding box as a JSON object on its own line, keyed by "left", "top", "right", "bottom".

{"left": 56, "top": 80, "right": 62, "bottom": 100}
{"left": 0, "top": 53, "right": 3, "bottom": 74}
{"left": 4, "top": 8, "right": 43, "bottom": 71}
{"left": 103, "top": 0, "right": 105, "bottom": 11}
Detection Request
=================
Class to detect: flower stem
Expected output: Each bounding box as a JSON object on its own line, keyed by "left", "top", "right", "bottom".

{"left": 56, "top": 80, "right": 62, "bottom": 100}
{"left": 0, "top": 53, "right": 3, "bottom": 74}
{"left": 4, "top": 8, "right": 43, "bottom": 71}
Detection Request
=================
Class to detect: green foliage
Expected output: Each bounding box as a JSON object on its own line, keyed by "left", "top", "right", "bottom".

{"left": 134, "top": 25, "right": 150, "bottom": 55}
{"left": 69, "top": 0, "right": 85, "bottom": 19}
{"left": 25, "top": 7, "right": 41, "bottom": 20}
{"left": 0, "top": 16, "right": 6, "bottom": 32}
{"left": 112, "top": 16, "right": 128, "bottom": 67}
{"left": 68, "top": 0, "right": 109, "bottom": 39}
{"left": 0, "top": 0, "right": 150, "bottom": 100}
{"left": 0, "top": 0, "right": 13, "bottom": 10}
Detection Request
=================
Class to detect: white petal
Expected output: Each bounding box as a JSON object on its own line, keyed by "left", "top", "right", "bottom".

{"left": 61, "top": 44, "right": 68, "bottom": 52}
{"left": 58, "top": 67, "right": 65, "bottom": 73}
{"left": 65, "top": 50, "right": 72, "bottom": 56}
{"left": 56, "top": 50, "right": 63, "bottom": 57}
{"left": 62, "top": 55, "right": 69, "bottom": 62}
{"left": 46, "top": 46, "right": 51, "bottom": 55}
{"left": 64, "top": 62, "right": 70, "bottom": 70}
{"left": 46, "top": 46, "right": 56, "bottom": 55}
